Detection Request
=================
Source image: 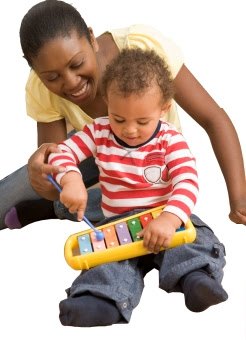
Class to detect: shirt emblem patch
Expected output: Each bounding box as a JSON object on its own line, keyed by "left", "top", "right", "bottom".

{"left": 143, "top": 166, "right": 162, "bottom": 183}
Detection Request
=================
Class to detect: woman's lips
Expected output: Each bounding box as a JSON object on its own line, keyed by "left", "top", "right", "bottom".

{"left": 71, "top": 82, "right": 88, "bottom": 97}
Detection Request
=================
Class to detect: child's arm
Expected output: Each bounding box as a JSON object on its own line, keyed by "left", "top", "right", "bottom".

{"left": 137, "top": 129, "right": 199, "bottom": 253}
{"left": 60, "top": 171, "right": 88, "bottom": 221}
{"left": 47, "top": 127, "right": 95, "bottom": 220}
{"left": 137, "top": 212, "right": 182, "bottom": 254}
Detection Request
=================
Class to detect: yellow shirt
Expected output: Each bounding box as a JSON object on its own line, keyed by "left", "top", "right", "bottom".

{"left": 26, "top": 24, "right": 184, "bottom": 132}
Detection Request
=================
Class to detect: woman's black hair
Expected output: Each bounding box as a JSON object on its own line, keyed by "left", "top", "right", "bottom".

{"left": 20, "top": 0, "right": 91, "bottom": 66}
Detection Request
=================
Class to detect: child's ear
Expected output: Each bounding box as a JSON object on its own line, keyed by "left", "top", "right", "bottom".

{"left": 160, "top": 101, "right": 171, "bottom": 117}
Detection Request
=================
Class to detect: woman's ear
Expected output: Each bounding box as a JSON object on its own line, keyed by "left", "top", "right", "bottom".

{"left": 88, "top": 27, "right": 99, "bottom": 52}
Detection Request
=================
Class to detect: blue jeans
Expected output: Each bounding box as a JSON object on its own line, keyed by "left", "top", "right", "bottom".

{"left": 64, "top": 214, "right": 226, "bottom": 323}
{"left": 54, "top": 187, "right": 104, "bottom": 222}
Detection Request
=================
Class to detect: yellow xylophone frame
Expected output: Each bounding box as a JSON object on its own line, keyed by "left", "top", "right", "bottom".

{"left": 64, "top": 205, "right": 197, "bottom": 270}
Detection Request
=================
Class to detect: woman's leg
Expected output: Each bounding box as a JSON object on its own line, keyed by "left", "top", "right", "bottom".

{"left": 0, "top": 165, "right": 41, "bottom": 230}
{"left": 4, "top": 157, "right": 102, "bottom": 229}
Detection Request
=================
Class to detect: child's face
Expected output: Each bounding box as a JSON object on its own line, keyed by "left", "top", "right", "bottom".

{"left": 107, "top": 86, "right": 170, "bottom": 147}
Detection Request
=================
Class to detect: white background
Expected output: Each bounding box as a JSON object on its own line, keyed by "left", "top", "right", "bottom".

{"left": 0, "top": 0, "right": 245, "bottom": 339}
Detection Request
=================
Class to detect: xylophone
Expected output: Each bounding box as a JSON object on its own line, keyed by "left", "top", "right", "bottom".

{"left": 64, "top": 205, "right": 197, "bottom": 270}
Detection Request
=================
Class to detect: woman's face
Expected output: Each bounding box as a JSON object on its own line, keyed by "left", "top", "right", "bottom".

{"left": 31, "top": 30, "right": 99, "bottom": 109}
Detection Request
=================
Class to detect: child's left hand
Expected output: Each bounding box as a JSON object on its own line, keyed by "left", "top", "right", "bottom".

{"left": 137, "top": 211, "right": 182, "bottom": 254}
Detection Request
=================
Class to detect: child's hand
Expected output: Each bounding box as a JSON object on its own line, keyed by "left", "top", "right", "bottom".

{"left": 137, "top": 212, "right": 182, "bottom": 254}
{"left": 229, "top": 197, "right": 246, "bottom": 225}
{"left": 60, "top": 172, "right": 88, "bottom": 221}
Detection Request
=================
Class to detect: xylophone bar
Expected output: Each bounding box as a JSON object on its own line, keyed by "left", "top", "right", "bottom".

{"left": 64, "top": 205, "right": 196, "bottom": 270}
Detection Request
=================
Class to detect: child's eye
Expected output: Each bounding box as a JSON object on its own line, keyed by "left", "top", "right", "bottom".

{"left": 114, "top": 119, "right": 125, "bottom": 123}
{"left": 138, "top": 121, "right": 149, "bottom": 125}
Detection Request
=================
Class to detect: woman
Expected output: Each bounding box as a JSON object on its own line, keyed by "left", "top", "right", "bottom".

{"left": 1, "top": 0, "right": 246, "bottom": 230}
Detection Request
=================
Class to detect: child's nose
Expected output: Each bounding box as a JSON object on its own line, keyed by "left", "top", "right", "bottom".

{"left": 124, "top": 125, "right": 137, "bottom": 134}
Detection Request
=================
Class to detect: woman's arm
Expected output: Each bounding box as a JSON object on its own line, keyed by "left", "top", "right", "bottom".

{"left": 174, "top": 64, "right": 246, "bottom": 225}
{"left": 37, "top": 119, "right": 67, "bottom": 146}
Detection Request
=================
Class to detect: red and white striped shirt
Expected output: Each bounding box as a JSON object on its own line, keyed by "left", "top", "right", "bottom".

{"left": 49, "top": 117, "right": 199, "bottom": 222}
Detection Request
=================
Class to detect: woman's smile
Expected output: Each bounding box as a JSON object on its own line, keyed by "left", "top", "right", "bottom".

{"left": 70, "top": 82, "right": 88, "bottom": 97}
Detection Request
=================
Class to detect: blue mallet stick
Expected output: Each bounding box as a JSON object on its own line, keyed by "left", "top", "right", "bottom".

{"left": 47, "top": 174, "right": 104, "bottom": 240}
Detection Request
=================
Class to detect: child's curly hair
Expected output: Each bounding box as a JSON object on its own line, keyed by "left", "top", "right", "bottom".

{"left": 102, "top": 48, "right": 175, "bottom": 102}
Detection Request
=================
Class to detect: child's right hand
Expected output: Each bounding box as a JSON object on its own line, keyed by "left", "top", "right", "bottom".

{"left": 60, "top": 172, "right": 88, "bottom": 221}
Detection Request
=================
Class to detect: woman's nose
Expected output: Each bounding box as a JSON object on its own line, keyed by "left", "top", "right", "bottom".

{"left": 63, "top": 71, "right": 80, "bottom": 91}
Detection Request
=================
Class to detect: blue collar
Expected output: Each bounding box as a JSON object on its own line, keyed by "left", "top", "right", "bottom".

{"left": 113, "top": 121, "right": 161, "bottom": 149}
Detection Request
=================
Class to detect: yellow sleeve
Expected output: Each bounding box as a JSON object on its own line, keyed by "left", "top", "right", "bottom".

{"left": 25, "top": 70, "right": 93, "bottom": 131}
{"left": 25, "top": 69, "right": 64, "bottom": 123}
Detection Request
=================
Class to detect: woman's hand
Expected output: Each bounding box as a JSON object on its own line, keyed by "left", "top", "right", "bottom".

{"left": 229, "top": 196, "right": 246, "bottom": 225}
{"left": 27, "top": 143, "right": 66, "bottom": 200}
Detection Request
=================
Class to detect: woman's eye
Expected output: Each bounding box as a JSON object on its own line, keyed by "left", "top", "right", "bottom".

{"left": 72, "top": 61, "right": 83, "bottom": 69}
{"left": 47, "top": 75, "right": 59, "bottom": 82}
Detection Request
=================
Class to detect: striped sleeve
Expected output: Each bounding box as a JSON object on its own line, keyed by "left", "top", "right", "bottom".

{"left": 163, "top": 129, "right": 199, "bottom": 222}
{"left": 48, "top": 123, "right": 96, "bottom": 184}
